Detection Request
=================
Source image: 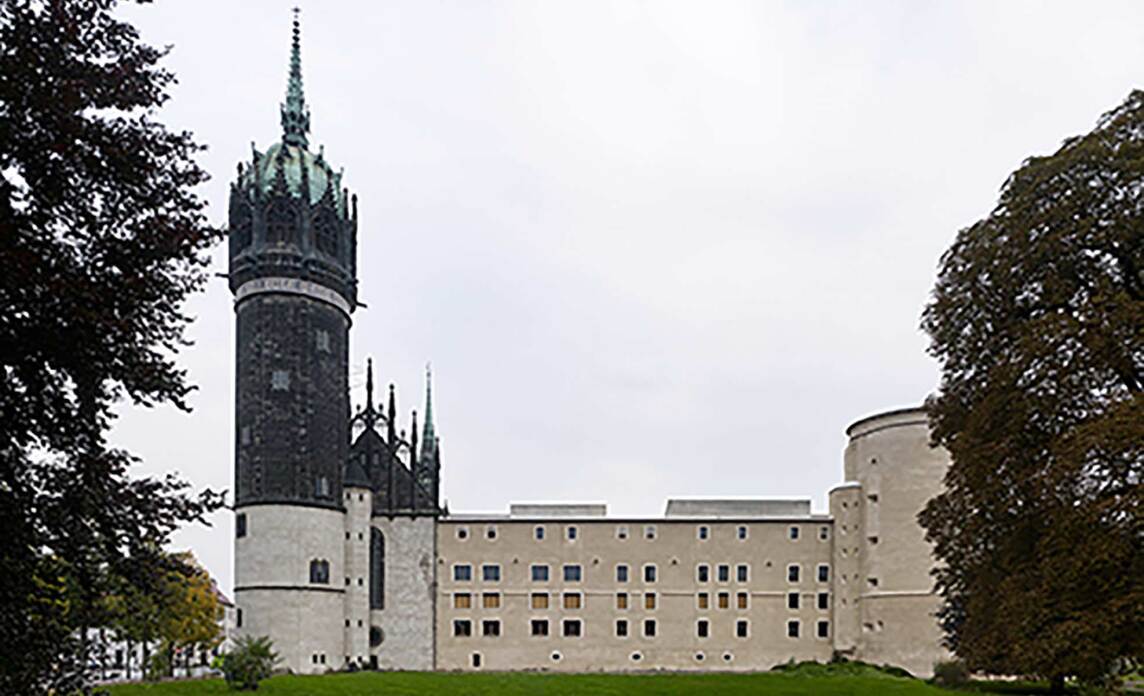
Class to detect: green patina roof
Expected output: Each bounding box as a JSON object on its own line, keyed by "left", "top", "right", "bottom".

{"left": 241, "top": 142, "right": 347, "bottom": 211}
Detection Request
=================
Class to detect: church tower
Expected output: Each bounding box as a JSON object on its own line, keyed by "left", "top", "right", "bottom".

{"left": 229, "top": 11, "right": 357, "bottom": 672}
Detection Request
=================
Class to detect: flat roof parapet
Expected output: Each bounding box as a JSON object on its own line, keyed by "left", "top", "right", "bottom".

{"left": 665, "top": 498, "right": 811, "bottom": 518}
{"left": 509, "top": 503, "right": 607, "bottom": 518}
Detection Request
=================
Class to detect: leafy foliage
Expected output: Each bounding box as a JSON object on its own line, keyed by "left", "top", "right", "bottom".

{"left": 932, "top": 660, "right": 970, "bottom": 688}
{"left": 0, "top": 0, "right": 224, "bottom": 692}
{"left": 919, "top": 91, "right": 1143, "bottom": 687}
{"left": 221, "top": 636, "right": 279, "bottom": 691}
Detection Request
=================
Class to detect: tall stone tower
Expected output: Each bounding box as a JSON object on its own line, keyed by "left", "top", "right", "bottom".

{"left": 229, "top": 11, "right": 358, "bottom": 672}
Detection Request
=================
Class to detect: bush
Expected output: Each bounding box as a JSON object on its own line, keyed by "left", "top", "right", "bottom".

{"left": 932, "top": 660, "right": 970, "bottom": 687}
{"left": 221, "top": 636, "right": 278, "bottom": 691}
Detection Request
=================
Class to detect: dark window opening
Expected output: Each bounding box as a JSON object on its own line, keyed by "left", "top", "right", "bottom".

{"left": 370, "top": 528, "right": 385, "bottom": 609}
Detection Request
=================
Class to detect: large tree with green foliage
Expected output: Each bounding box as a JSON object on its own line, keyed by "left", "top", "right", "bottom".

{"left": 919, "top": 91, "right": 1143, "bottom": 690}
{"left": 0, "top": 0, "right": 224, "bottom": 692}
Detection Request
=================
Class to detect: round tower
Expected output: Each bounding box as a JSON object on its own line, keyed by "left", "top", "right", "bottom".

{"left": 230, "top": 11, "right": 357, "bottom": 674}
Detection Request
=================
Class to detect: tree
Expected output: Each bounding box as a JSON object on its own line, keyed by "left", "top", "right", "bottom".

{"left": 156, "top": 552, "right": 223, "bottom": 678}
{"left": 221, "top": 636, "right": 278, "bottom": 691}
{"left": 0, "top": 1, "right": 225, "bottom": 693}
{"left": 919, "top": 90, "right": 1143, "bottom": 691}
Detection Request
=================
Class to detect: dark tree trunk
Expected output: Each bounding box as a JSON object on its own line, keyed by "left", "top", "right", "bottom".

{"left": 1049, "top": 675, "right": 1066, "bottom": 694}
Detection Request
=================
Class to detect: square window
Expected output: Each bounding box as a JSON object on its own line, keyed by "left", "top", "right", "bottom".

{"left": 789, "top": 526, "right": 800, "bottom": 540}
{"left": 818, "top": 565, "right": 830, "bottom": 583}
{"left": 717, "top": 565, "right": 729, "bottom": 582}
{"left": 644, "top": 525, "right": 656, "bottom": 540}
{"left": 616, "top": 564, "right": 629, "bottom": 583}
{"left": 454, "top": 593, "right": 472, "bottom": 609}
{"left": 868, "top": 577, "right": 879, "bottom": 588}
{"left": 616, "top": 525, "right": 629, "bottom": 540}
{"left": 788, "top": 592, "right": 800, "bottom": 610}
{"left": 563, "top": 619, "right": 582, "bottom": 637}
{"left": 644, "top": 592, "right": 656, "bottom": 610}
{"left": 531, "top": 564, "right": 550, "bottom": 582}
{"left": 697, "top": 619, "right": 709, "bottom": 638}
{"left": 454, "top": 565, "right": 472, "bottom": 582}
{"left": 534, "top": 526, "right": 545, "bottom": 541}
{"left": 698, "top": 526, "right": 709, "bottom": 540}
{"left": 736, "top": 564, "right": 748, "bottom": 582}
{"left": 616, "top": 619, "right": 628, "bottom": 637}
{"left": 737, "top": 592, "right": 748, "bottom": 610}
{"left": 697, "top": 592, "right": 709, "bottom": 610}
{"left": 697, "top": 564, "right": 710, "bottom": 583}
{"left": 563, "top": 565, "right": 582, "bottom": 582}
{"left": 566, "top": 526, "right": 578, "bottom": 540}
{"left": 817, "top": 592, "right": 829, "bottom": 610}
{"left": 644, "top": 564, "right": 657, "bottom": 583}
{"left": 563, "top": 593, "right": 582, "bottom": 610}
{"left": 788, "top": 565, "right": 801, "bottom": 583}
{"left": 787, "top": 620, "right": 800, "bottom": 638}
{"left": 817, "top": 620, "right": 829, "bottom": 638}
{"left": 453, "top": 619, "right": 472, "bottom": 637}
{"left": 482, "top": 593, "right": 501, "bottom": 609}
{"left": 718, "top": 592, "right": 730, "bottom": 609}
{"left": 531, "top": 593, "right": 549, "bottom": 610}
{"left": 616, "top": 592, "right": 629, "bottom": 610}
{"left": 482, "top": 565, "right": 501, "bottom": 582}
{"left": 737, "top": 525, "right": 748, "bottom": 540}
{"left": 482, "top": 620, "right": 500, "bottom": 637}
{"left": 457, "top": 527, "right": 469, "bottom": 540}
{"left": 531, "top": 619, "right": 549, "bottom": 636}
{"left": 486, "top": 526, "right": 497, "bottom": 540}
{"left": 643, "top": 619, "right": 656, "bottom": 637}
{"left": 270, "top": 369, "right": 290, "bottom": 391}
{"left": 736, "top": 620, "right": 749, "bottom": 638}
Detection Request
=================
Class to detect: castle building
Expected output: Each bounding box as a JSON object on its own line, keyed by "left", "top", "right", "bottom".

{"left": 230, "top": 15, "right": 951, "bottom": 678}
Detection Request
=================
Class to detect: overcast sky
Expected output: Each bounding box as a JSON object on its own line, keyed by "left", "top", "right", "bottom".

{"left": 110, "top": 1, "right": 1144, "bottom": 590}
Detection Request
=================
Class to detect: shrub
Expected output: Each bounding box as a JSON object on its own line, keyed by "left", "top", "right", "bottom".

{"left": 221, "top": 636, "right": 278, "bottom": 691}
{"left": 932, "top": 660, "right": 970, "bottom": 687}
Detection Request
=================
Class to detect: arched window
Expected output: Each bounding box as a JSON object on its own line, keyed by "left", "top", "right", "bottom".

{"left": 310, "top": 559, "right": 329, "bottom": 584}
{"left": 314, "top": 208, "right": 339, "bottom": 257}
{"left": 370, "top": 529, "right": 385, "bottom": 609}
{"left": 266, "top": 201, "right": 297, "bottom": 245}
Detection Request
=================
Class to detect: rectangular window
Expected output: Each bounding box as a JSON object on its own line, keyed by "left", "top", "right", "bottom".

{"left": 718, "top": 592, "right": 730, "bottom": 609}
{"left": 563, "top": 593, "right": 582, "bottom": 610}
{"left": 817, "top": 620, "right": 829, "bottom": 638}
{"left": 737, "top": 525, "right": 748, "bottom": 540}
{"left": 868, "top": 577, "right": 879, "bottom": 588}
{"left": 616, "top": 592, "right": 629, "bottom": 610}
{"left": 486, "top": 525, "right": 497, "bottom": 540}
{"left": 531, "top": 619, "right": 549, "bottom": 636}
{"left": 482, "top": 564, "right": 501, "bottom": 582}
{"left": 563, "top": 619, "right": 582, "bottom": 637}
{"left": 788, "top": 564, "right": 800, "bottom": 582}
{"left": 616, "top": 564, "right": 629, "bottom": 582}
{"left": 643, "top": 619, "right": 656, "bottom": 637}
{"left": 697, "top": 619, "right": 709, "bottom": 638}
{"left": 788, "top": 592, "right": 800, "bottom": 610}
{"left": 644, "top": 525, "right": 657, "bottom": 540}
{"left": 482, "top": 620, "right": 500, "bottom": 637}
{"left": 644, "top": 564, "right": 657, "bottom": 583}
{"left": 453, "top": 619, "right": 472, "bottom": 637}
{"left": 789, "top": 526, "right": 800, "bottom": 540}
{"left": 736, "top": 620, "right": 749, "bottom": 638}
{"left": 736, "top": 564, "right": 748, "bottom": 582}
{"left": 818, "top": 565, "right": 830, "bottom": 582}
{"left": 697, "top": 592, "right": 709, "bottom": 609}
{"left": 717, "top": 564, "right": 729, "bottom": 582}
{"left": 616, "top": 619, "right": 628, "bottom": 637}
{"left": 454, "top": 564, "right": 472, "bottom": 582}
{"left": 531, "top": 564, "right": 549, "bottom": 582}
{"left": 737, "top": 592, "right": 748, "bottom": 609}
{"left": 482, "top": 593, "right": 500, "bottom": 609}
{"left": 698, "top": 525, "right": 709, "bottom": 540}
{"left": 563, "top": 564, "right": 582, "bottom": 582}
{"left": 454, "top": 593, "right": 472, "bottom": 609}
{"left": 616, "top": 525, "right": 629, "bottom": 540}
{"left": 819, "top": 526, "right": 829, "bottom": 540}
{"left": 644, "top": 592, "right": 656, "bottom": 610}
{"left": 236, "top": 608, "right": 242, "bottom": 628}
{"left": 817, "top": 592, "right": 829, "bottom": 610}
{"left": 566, "top": 526, "right": 578, "bottom": 540}
{"left": 235, "top": 513, "right": 247, "bottom": 538}
{"left": 534, "top": 526, "right": 545, "bottom": 540}
{"left": 787, "top": 620, "right": 800, "bottom": 638}
{"left": 697, "top": 564, "right": 710, "bottom": 582}
{"left": 531, "top": 593, "right": 549, "bottom": 610}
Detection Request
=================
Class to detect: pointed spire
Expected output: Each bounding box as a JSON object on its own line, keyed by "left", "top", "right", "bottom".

{"left": 421, "top": 363, "right": 437, "bottom": 457}
{"left": 365, "top": 357, "right": 374, "bottom": 413}
{"left": 280, "top": 8, "right": 311, "bottom": 148}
